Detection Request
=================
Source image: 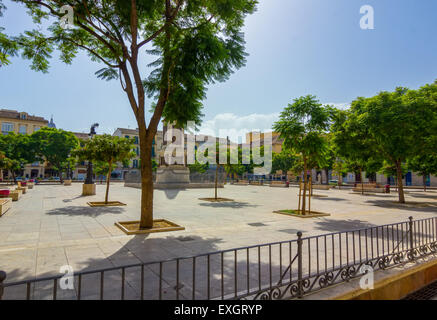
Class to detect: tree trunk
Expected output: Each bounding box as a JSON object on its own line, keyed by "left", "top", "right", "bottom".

{"left": 396, "top": 161, "right": 405, "bottom": 203}
{"left": 324, "top": 169, "right": 329, "bottom": 185}
{"left": 12, "top": 170, "right": 16, "bottom": 185}
{"left": 423, "top": 175, "right": 427, "bottom": 192}
{"left": 301, "top": 157, "right": 307, "bottom": 215}
{"left": 139, "top": 130, "right": 154, "bottom": 229}
{"left": 105, "top": 160, "right": 112, "bottom": 204}
{"left": 59, "top": 168, "right": 64, "bottom": 184}
{"left": 360, "top": 169, "right": 364, "bottom": 195}
{"left": 214, "top": 165, "right": 219, "bottom": 199}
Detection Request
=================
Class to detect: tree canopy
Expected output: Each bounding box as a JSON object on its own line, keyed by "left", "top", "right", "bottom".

{"left": 32, "top": 127, "right": 79, "bottom": 182}
{"left": 74, "top": 134, "right": 135, "bottom": 203}
{"left": 0, "top": 132, "right": 38, "bottom": 182}
{"left": 1, "top": 0, "right": 258, "bottom": 228}
{"left": 273, "top": 95, "right": 331, "bottom": 214}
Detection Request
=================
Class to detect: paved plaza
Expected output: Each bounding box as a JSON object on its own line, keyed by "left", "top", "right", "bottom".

{"left": 1, "top": 183, "right": 437, "bottom": 299}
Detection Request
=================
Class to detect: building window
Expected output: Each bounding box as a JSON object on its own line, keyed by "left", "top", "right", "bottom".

{"left": 136, "top": 147, "right": 140, "bottom": 156}
{"left": 1, "top": 122, "right": 14, "bottom": 134}
{"left": 34, "top": 126, "right": 40, "bottom": 132}
{"left": 19, "top": 125, "right": 27, "bottom": 134}
{"left": 125, "top": 135, "right": 130, "bottom": 139}
{"left": 152, "top": 146, "right": 155, "bottom": 157}
{"left": 134, "top": 136, "right": 139, "bottom": 144}
{"left": 133, "top": 160, "right": 139, "bottom": 168}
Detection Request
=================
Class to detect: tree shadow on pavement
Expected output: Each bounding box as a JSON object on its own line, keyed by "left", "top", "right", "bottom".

{"left": 313, "top": 197, "right": 347, "bottom": 202}
{"left": 45, "top": 205, "right": 126, "bottom": 217}
{"left": 365, "top": 200, "right": 437, "bottom": 213}
{"left": 1, "top": 233, "right": 290, "bottom": 300}
{"left": 198, "top": 201, "right": 259, "bottom": 209}
{"left": 314, "top": 218, "right": 377, "bottom": 233}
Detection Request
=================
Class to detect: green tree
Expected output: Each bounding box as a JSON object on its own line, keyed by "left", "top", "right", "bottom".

{"left": 75, "top": 135, "right": 135, "bottom": 203}
{"left": 32, "top": 127, "right": 79, "bottom": 183}
{"left": 407, "top": 155, "right": 437, "bottom": 191}
{"left": 271, "top": 149, "right": 296, "bottom": 176}
{"left": 331, "top": 107, "right": 382, "bottom": 194}
{"left": 4, "top": 0, "right": 257, "bottom": 229}
{"left": 317, "top": 134, "right": 336, "bottom": 185}
{"left": 93, "top": 160, "right": 117, "bottom": 184}
{"left": 0, "top": 132, "right": 38, "bottom": 183}
{"left": 405, "top": 81, "right": 437, "bottom": 192}
{"left": 0, "top": 151, "right": 19, "bottom": 184}
{"left": 188, "top": 161, "right": 209, "bottom": 174}
{"left": 0, "top": 3, "right": 18, "bottom": 67}
{"left": 352, "top": 87, "right": 435, "bottom": 203}
{"left": 332, "top": 158, "right": 347, "bottom": 188}
{"left": 273, "top": 95, "right": 331, "bottom": 215}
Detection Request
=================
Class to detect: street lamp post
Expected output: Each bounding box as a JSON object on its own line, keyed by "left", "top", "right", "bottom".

{"left": 82, "top": 123, "right": 99, "bottom": 196}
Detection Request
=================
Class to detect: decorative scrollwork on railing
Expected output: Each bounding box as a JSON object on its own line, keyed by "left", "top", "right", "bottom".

{"left": 378, "top": 256, "right": 390, "bottom": 269}
{"left": 419, "top": 245, "right": 428, "bottom": 255}
{"left": 407, "top": 249, "right": 417, "bottom": 261}
{"left": 340, "top": 266, "right": 356, "bottom": 281}
{"left": 248, "top": 281, "right": 300, "bottom": 300}
{"left": 240, "top": 240, "right": 437, "bottom": 300}
{"left": 392, "top": 252, "right": 404, "bottom": 264}
{"left": 319, "top": 272, "right": 334, "bottom": 288}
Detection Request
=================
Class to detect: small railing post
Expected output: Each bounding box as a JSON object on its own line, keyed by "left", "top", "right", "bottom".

{"left": 297, "top": 232, "right": 303, "bottom": 299}
{"left": 409, "top": 217, "right": 414, "bottom": 250}
{"left": 0, "top": 270, "right": 6, "bottom": 300}
{"left": 408, "top": 217, "right": 415, "bottom": 260}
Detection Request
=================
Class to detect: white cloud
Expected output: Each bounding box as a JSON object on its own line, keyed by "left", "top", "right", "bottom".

{"left": 326, "top": 102, "right": 350, "bottom": 110}
{"left": 197, "top": 112, "right": 280, "bottom": 143}
{"left": 196, "top": 102, "right": 349, "bottom": 143}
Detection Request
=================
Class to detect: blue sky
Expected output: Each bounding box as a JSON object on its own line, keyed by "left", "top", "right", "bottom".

{"left": 1, "top": 0, "right": 437, "bottom": 142}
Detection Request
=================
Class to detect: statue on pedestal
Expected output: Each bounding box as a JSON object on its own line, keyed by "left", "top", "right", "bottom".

{"left": 155, "top": 121, "right": 190, "bottom": 189}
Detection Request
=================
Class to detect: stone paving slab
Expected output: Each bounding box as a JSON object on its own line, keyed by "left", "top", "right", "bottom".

{"left": 1, "top": 183, "right": 437, "bottom": 299}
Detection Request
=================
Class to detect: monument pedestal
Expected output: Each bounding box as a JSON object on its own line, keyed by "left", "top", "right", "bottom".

{"left": 82, "top": 183, "right": 96, "bottom": 196}
{"left": 155, "top": 165, "right": 190, "bottom": 189}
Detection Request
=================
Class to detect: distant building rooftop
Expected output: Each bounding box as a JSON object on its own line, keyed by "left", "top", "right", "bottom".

{"left": 115, "top": 128, "right": 140, "bottom": 135}
{"left": 72, "top": 132, "right": 92, "bottom": 140}
{"left": 0, "top": 109, "right": 49, "bottom": 123}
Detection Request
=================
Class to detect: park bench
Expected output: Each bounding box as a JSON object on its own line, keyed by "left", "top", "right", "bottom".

{"left": 312, "top": 184, "right": 331, "bottom": 190}
{"left": 270, "top": 181, "right": 288, "bottom": 188}
{"left": 0, "top": 198, "right": 12, "bottom": 217}
{"left": 249, "top": 180, "right": 263, "bottom": 186}
{"left": 353, "top": 183, "right": 386, "bottom": 193}
{"left": 233, "top": 180, "right": 249, "bottom": 185}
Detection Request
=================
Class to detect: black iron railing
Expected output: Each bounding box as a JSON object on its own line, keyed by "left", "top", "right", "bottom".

{"left": 1, "top": 216, "right": 437, "bottom": 300}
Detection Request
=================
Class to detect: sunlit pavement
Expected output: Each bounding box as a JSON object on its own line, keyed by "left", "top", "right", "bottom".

{"left": 1, "top": 183, "right": 436, "bottom": 286}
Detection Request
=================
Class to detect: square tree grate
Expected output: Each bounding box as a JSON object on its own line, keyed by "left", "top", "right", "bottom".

{"left": 248, "top": 222, "right": 267, "bottom": 227}
{"left": 176, "top": 236, "right": 196, "bottom": 242}
{"left": 403, "top": 280, "right": 437, "bottom": 300}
